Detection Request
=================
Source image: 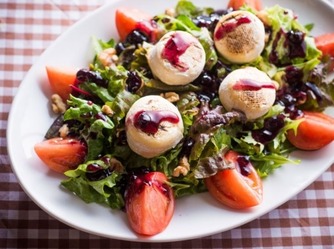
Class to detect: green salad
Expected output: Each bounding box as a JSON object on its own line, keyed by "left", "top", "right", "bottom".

{"left": 41, "top": 1, "right": 334, "bottom": 213}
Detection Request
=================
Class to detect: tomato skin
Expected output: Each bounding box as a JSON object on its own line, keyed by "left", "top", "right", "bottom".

{"left": 34, "top": 137, "right": 87, "bottom": 173}
{"left": 115, "top": 7, "right": 158, "bottom": 42}
{"left": 125, "top": 172, "right": 175, "bottom": 236}
{"left": 315, "top": 33, "right": 334, "bottom": 57}
{"left": 46, "top": 66, "right": 76, "bottom": 101}
{"left": 227, "top": 0, "right": 263, "bottom": 11}
{"left": 287, "top": 111, "right": 334, "bottom": 151}
{"left": 315, "top": 33, "right": 334, "bottom": 71}
{"left": 205, "top": 150, "right": 263, "bottom": 209}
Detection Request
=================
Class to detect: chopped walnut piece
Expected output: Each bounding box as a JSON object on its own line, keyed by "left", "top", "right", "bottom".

{"left": 265, "top": 33, "right": 270, "bottom": 43}
{"left": 51, "top": 94, "right": 66, "bottom": 114}
{"left": 101, "top": 105, "right": 114, "bottom": 116}
{"left": 59, "top": 124, "right": 69, "bottom": 138}
{"left": 186, "top": 108, "right": 199, "bottom": 117}
{"left": 98, "top": 48, "right": 118, "bottom": 67}
{"left": 173, "top": 156, "right": 190, "bottom": 177}
{"left": 165, "top": 8, "right": 175, "bottom": 17}
{"left": 161, "top": 92, "right": 180, "bottom": 103}
{"left": 110, "top": 158, "right": 124, "bottom": 173}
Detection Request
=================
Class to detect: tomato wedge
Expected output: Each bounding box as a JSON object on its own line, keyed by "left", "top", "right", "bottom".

{"left": 205, "top": 150, "right": 263, "bottom": 209}
{"left": 287, "top": 111, "right": 334, "bottom": 150}
{"left": 125, "top": 171, "right": 175, "bottom": 236}
{"left": 315, "top": 33, "right": 334, "bottom": 71}
{"left": 315, "top": 33, "right": 334, "bottom": 57}
{"left": 46, "top": 66, "right": 76, "bottom": 101}
{"left": 227, "top": 0, "right": 263, "bottom": 11}
{"left": 115, "top": 7, "right": 159, "bottom": 42}
{"left": 34, "top": 137, "right": 87, "bottom": 173}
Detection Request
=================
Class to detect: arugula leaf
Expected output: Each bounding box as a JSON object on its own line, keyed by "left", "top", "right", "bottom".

{"left": 80, "top": 82, "right": 114, "bottom": 102}
{"left": 229, "top": 105, "right": 302, "bottom": 176}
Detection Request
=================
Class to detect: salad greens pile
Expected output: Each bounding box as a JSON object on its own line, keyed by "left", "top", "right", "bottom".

{"left": 46, "top": 1, "right": 334, "bottom": 210}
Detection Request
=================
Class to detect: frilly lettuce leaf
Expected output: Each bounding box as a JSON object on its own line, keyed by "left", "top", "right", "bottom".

{"left": 263, "top": 5, "right": 322, "bottom": 67}
{"left": 230, "top": 105, "right": 302, "bottom": 177}
{"left": 175, "top": 0, "right": 214, "bottom": 17}
{"left": 61, "top": 155, "right": 124, "bottom": 209}
{"left": 106, "top": 90, "right": 139, "bottom": 126}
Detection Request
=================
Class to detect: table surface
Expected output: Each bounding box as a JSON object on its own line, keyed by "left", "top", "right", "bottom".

{"left": 1, "top": 1, "right": 334, "bottom": 248}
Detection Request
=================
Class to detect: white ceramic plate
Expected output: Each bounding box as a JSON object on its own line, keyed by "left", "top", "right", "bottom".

{"left": 7, "top": 0, "right": 334, "bottom": 242}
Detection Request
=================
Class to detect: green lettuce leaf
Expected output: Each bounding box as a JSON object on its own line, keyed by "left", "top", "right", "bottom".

{"left": 107, "top": 90, "right": 139, "bottom": 126}
{"left": 91, "top": 36, "right": 115, "bottom": 68}
{"left": 61, "top": 156, "right": 124, "bottom": 209}
{"left": 230, "top": 105, "right": 302, "bottom": 177}
{"left": 64, "top": 96, "right": 115, "bottom": 160}
{"left": 264, "top": 5, "right": 322, "bottom": 66}
{"left": 175, "top": 0, "right": 214, "bottom": 18}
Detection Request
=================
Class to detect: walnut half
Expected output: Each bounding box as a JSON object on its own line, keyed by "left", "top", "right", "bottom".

{"left": 161, "top": 92, "right": 180, "bottom": 103}
{"left": 98, "top": 48, "right": 118, "bottom": 67}
{"left": 173, "top": 156, "right": 190, "bottom": 177}
{"left": 51, "top": 94, "right": 66, "bottom": 114}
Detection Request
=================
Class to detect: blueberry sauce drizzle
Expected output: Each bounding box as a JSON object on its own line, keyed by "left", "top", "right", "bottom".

{"left": 85, "top": 163, "right": 112, "bottom": 181}
{"left": 251, "top": 115, "right": 286, "bottom": 144}
{"left": 214, "top": 16, "right": 251, "bottom": 40}
{"left": 133, "top": 110, "right": 180, "bottom": 135}
{"left": 126, "top": 169, "right": 171, "bottom": 198}
{"left": 161, "top": 32, "right": 191, "bottom": 71}
{"left": 236, "top": 155, "right": 252, "bottom": 177}
{"left": 233, "top": 79, "right": 276, "bottom": 91}
{"left": 126, "top": 71, "right": 142, "bottom": 93}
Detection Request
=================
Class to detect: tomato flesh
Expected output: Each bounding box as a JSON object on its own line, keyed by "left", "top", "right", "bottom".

{"left": 315, "top": 33, "right": 334, "bottom": 71}
{"left": 287, "top": 111, "right": 334, "bottom": 150}
{"left": 205, "top": 150, "right": 263, "bottom": 209}
{"left": 115, "top": 7, "right": 158, "bottom": 42}
{"left": 125, "top": 172, "right": 175, "bottom": 236}
{"left": 46, "top": 66, "right": 76, "bottom": 101}
{"left": 34, "top": 137, "right": 87, "bottom": 173}
{"left": 315, "top": 33, "right": 334, "bottom": 57}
